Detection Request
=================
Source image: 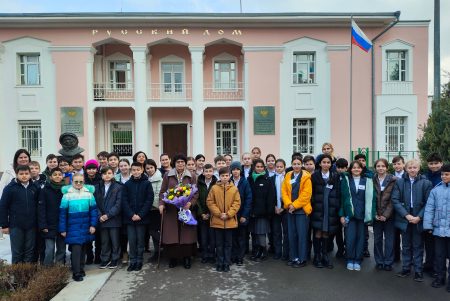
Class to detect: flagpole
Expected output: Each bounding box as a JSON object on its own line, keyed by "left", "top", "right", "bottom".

{"left": 349, "top": 15, "right": 353, "bottom": 158}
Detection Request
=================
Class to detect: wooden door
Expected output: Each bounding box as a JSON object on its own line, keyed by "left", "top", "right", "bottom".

{"left": 162, "top": 124, "right": 187, "bottom": 158}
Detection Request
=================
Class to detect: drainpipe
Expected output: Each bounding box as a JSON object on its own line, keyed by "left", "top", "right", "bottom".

{"left": 371, "top": 11, "right": 400, "bottom": 159}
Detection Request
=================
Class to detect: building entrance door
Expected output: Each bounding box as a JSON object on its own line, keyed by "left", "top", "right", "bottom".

{"left": 162, "top": 124, "right": 188, "bottom": 158}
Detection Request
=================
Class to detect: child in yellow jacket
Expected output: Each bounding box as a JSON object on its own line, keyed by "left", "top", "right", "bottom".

{"left": 207, "top": 167, "right": 241, "bottom": 272}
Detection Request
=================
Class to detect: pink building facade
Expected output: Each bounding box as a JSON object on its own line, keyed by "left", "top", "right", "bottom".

{"left": 0, "top": 13, "right": 429, "bottom": 169}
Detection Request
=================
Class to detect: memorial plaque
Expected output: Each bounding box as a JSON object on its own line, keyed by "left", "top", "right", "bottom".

{"left": 61, "top": 107, "right": 84, "bottom": 136}
{"left": 254, "top": 106, "right": 275, "bottom": 135}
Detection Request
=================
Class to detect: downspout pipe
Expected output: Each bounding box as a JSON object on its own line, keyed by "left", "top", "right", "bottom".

{"left": 371, "top": 11, "right": 400, "bottom": 159}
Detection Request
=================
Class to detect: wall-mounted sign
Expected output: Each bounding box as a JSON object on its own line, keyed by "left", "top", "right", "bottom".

{"left": 61, "top": 107, "right": 84, "bottom": 136}
{"left": 254, "top": 106, "right": 275, "bottom": 135}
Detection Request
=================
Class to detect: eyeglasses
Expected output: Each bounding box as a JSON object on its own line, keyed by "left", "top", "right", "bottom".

{"left": 73, "top": 181, "right": 84, "bottom": 184}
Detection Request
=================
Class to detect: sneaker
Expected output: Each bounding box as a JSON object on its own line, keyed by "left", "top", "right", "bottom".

{"left": 375, "top": 264, "right": 384, "bottom": 271}
{"left": 134, "top": 263, "right": 143, "bottom": 271}
{"left": 201, "top": 258, "right": 209, "bottom": 264}
{"left": 72, "top": 274, "right": 83, "bottom": 282}
{"left": 396, "top": 269, "right": 411, "bottom": 278}
{"left": 80, "top": 270, "right": 86, "bottom": 277}
{"left": 99, "top": 261, "right": 110, "bottom": 269}
{"left": 236, "top": 259, "right": 244, "bottom": 266}
{"left": 346, "top": 262, "right": 354, "bottom": 271}
{"left": 216, "top": 264, "right": 223, "bottom": 272}
{"left": 353, "top": 263, "right": 361, "bottom": 271}
{"left": 127, "top": 264, "right": 136, "bottom": 272}
{"left": 431, "top": 278, "right": 445, "bottom": 288}
{"left": 292, "top": 260, "right": 306, "bottom": 268}
{"left": 109, "top": 260, "right": 118, "bottom": 269}
{"left": 384, "top": 265, "right": 392, "bottom": 271}
{"left": 413, "top": 272, "right": 424, "bottom": 282}
{"left": 363, "top": 250, "right": 371, "bottom": 258}
{"left": 223, "top": 265, "right": 230, "bottom": 272}
{"left": 287, "top": 260, "right": 295, "bottom": 266}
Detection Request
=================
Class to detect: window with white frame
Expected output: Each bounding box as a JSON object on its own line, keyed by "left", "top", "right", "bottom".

{"left": 161, "top": 62, "right": 183, "bottom": 93}
{"left": 109, "top": 61, "right": 132, "bottom": 89}
{"left": 18, "top": 120, "right": 42, "bottom": 157}
{"left": 293, "top": 52, "right": 315, "bottom": 84}
{"left": 18, "top": 54, "right": 40, "bottom": 85}
{"left": 214, "top": 61, "right": 236, "bottom": 89}
{"left": 386, "top": 50, "right": 407, "bottom": 81}
{"left": 293, "top": 119, "right": 315, "bottom": 154}
{"left": 216, "top": 121, "right": 238, "bottom": 157}
{"left": 385, "top": 117, "right": 407, "bottom": 151}
{"left": 110, "top": 122, "right": 133, "bottom": 156}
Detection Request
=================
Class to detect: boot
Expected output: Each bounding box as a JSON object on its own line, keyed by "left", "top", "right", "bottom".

{"left": 312, "top": 237, "right": 323, "bottom": 268}
{"left": 258, "top": 246, "right": 267, "bottom": 261}
{"left": 322, "top": 238, "right": 333, "bottom": 269}
{"left": 251, "top": 246, "right": 263, "bottom": 261}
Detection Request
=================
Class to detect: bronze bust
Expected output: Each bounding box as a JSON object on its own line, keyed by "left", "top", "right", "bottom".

{"left": 58, "top": 132, "right": 84, "bottom": 158}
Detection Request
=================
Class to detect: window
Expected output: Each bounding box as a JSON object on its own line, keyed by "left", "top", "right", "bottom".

{"left": 385, "top": 117, "right": 407, "bottom": 151}
{"left": 109, "top": 61, "right": 132, "bottom": 89}
{"left": 293, "top": 119, "right": 315, "bottom": 154}
{"left": 18, "top": 120, "right": 42, "bottom": 157}
{"left": 293, "top": 52, "right": 315, "bottom": 84}
{"left": 18, "top": 54, "right": 40, "bottom": 85}
{"left": 110, "top": 122, "right": 133, "bottom": 156}
{"left": 162, "top": 62, "right": 183, "bottom": 93}
{"left": 214, "top": 61, "right": 236, "bottom": 89}
{"left": 216, "top": 121, "right": 238, "bottom": 157}
{"left": 386, "top": 50, "right": 407, "bottom": 81}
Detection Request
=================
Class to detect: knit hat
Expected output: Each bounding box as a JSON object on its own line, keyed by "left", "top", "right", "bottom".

{"left": 230, "top": 161, "right": 241, "bottom": 171}
{"left": 85, "top": 159, "right": 99, "bottom": 170}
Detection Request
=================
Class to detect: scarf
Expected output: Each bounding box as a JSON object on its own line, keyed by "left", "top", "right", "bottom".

{"left": 252, "top": 171, "right": 265, "bottom": 182}
{"left": 49, "top": 179, "right": 65, "bottom": 191}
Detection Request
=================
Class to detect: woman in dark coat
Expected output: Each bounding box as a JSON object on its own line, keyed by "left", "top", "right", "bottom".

{"left": 159, "top": 153, "right": 199, "bottom": 269}
{"left": 311, "top": 154, "right": 341, "bottom": 269}
{"left": 247, "top": 159, "right": 275, "bottom": 262}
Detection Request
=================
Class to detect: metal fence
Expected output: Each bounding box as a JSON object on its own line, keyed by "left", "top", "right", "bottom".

{"left": 350, "top": 148, "right": 420, "bottom": 166}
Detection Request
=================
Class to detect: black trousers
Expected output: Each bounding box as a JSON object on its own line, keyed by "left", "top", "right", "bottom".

{"left": 272, "top": 213, "right": 289, "bottom": 258}
{"left": 127, "top": 224, "right": 146, "bottom": 265}
{"left": 86, "top": 228, "right": 102, "bottom": 262}
{"left": 434, "top": 236, "right": 450, "bottom": 281}
{"left": 71, "top": 244, "right": 86, "bottom": 275}
{"left": 424, "top": 231, "right": 436, "bottom": 272}
{"left": 100, "top": 227, "right": 121, "bottom": 262}
{"left": 232, "top": 224, "right": 248, "bottom": 260}
{"left": 215, "top": 228, "right": 233, "bottom": 265}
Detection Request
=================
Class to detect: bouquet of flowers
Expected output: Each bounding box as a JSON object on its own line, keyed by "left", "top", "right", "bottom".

{"left": 162, "top": 183, "right": 198, "bottom": 225}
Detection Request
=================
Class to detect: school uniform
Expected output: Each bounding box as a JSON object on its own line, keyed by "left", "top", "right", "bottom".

{"left": 197, "top": 174, "right": 217, "bottom": 261}
{"left": 271, "top": 172, "right": 289, "bottom": 259}
{"left": 231, "top": 176, "right": 252, "bottom": 263}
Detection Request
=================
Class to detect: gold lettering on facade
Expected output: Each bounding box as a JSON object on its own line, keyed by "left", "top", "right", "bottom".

{"left": 203, "top": 30, "right": 210, "bottom": 36}
{"left": 89, "top": 28, "right": 243, "bottom": 37}
{"left": 218, "top": 29, "right": 224, "bottom": 35}
{"left": 166, "top": 29, "right": 173, "bottom": 35}
{"left": 136, "top": 29, "right": 143, "bottom": 35}
{"left": 107, "top": 30, "right": 112, "bottom": 36}
{"left": 92, "top": 29, "right": 98, "bottom": 36}
{"left": 182, "top": 29, "right": 189, "bottom": 35}
{"left": 232, "top": 29, "right": 242, "bottom": 35}
{"left": 121, "top": 29, "right": 128, "bottom": 35}
{"left": 151, "top": 29, "right": 158, "bottom": 35}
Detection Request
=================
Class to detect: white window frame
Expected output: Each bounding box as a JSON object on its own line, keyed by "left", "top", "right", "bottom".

{"left": 159, "top": 55, "right": 186, "bottom": 96}
{"left": 292, "top": 52, "right": 316, "bottom": 84}
{"left": 385, "top": 116, "right": 407, "bottom": 152}
{"left": 18, "top": 120, "right": 42, "bottom": 157}
{"left": 17, "top": 53, "right": 41, "bottom": 86}
{"left": 292, "top": 118, "right": 315, "bottom": 154}
{"left": 212, "top": 52, "right": 238, "bottom": 90}
{"left": 386, "top": 50, "right": 408, "bottom": 82}
{"left": 109, "top": 121, "right": 134, "bottom": 158}
{"left": 381, "top": 39, "right": 414, "bottom": 83}
{"left": 214, "top": 120, "right": 240, "bottom": 159}
{"left": 105, "top": 52, "right": 133, "bottom": 90}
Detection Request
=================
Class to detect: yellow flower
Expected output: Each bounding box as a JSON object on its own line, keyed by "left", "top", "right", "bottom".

{"left": 183, "top": 187, "right": 187, "bottom": 191}
{"left": 185, "top": 190, "right": 191, "bottom": 196}
{"left": 168, "top": 195, "right": 174, "bottom": 200}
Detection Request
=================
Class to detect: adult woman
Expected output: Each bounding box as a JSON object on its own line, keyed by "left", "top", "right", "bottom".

{"left": 315, "top": 143, "right": 337, "bottom": 170}
{"left": 133, "top": 151, "right": 148, "bottom": 165}
{"left": 0, "top": 149, "right": 31, "bottom": 198}
{"left": 159, "top": 154, "right": 199, "bottom": 269}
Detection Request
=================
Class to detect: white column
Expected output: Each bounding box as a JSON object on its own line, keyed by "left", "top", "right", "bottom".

{"left": 86, "top": 47, "right": 96, "bottom": 159}
{"left": 131, "top": 46, "right": 149, "bottom": 153}
{"left": 242, "top": 54, "right": 250, "bottom": 152}
{"left": 189, "top": 46, "right": 205, "bottom": 155}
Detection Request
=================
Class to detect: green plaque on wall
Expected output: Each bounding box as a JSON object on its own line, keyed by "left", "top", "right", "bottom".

{"left": 254, "top": 106, "right": 275, "bottom": 135}
{"left": 61, "top": 107, "right": 84, "bottom": 136}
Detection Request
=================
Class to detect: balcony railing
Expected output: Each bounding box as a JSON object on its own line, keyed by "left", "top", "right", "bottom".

{"left": 204, "top": 82, "right": 244, "bottom": 100}
{"left": 147, "top": 83, "right": 192, "bottom": 101}
{"left": 382, "top": 81, "right": 413, "bottom": 95}
{"left": 93, "top": 83, "right": 134, "bottom": 101}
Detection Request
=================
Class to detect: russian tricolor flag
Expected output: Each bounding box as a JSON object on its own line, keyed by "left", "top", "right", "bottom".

{"left": 351, "top": 20, "right": 372, "bottom": 52}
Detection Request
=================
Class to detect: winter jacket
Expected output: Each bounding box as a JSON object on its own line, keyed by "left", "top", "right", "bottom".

{"left": 32, "top": 174, "right": 47, "bottom": 189}
{"left": 0, "top": 179, "right": 39, "bottom": 230}
{"left": 281, "top": 170, "right": 313, "bottom": 215}
{"left": 426, "top": 170, "right": 442, "bottom": 188}
{"left": 148, "top": 170, "right": 163, "bottom": 208}
{"left": 197, "top": 174, "right": 217, "bottom": 217}
{"left": 423, "top": 182, "right": 450, "bottom": 237}
{"left": 339, "top": 174, "right": 376, "bottom": 223}
{"left": 122, "top": 174, "right": 154, "bottom": 225}
{"left": 311, "top": 170, "right": 341, "bottom": 233}
{"left": 94, "top": 181, "right": 123, "bottom": 228}
{"left": 207, "top": 181, "right": 241, "bottom": 229}
{"left": 391, "top": 174, "right": 432, "bottom": 232}
{"left": 232, "top": 177, "right": 253, "bottom": 225}
{"left": 38, "top": 182, "right": 63, "bottom": 238}
{"left": 248, "top": 172, "right": 276, "bottom": 218}
{"left": 85, "top": 173, "right": 102, "bottom": 186}
{"left": 373, "top": 174, "right": 397, "bottom": 219}
{"left": 59, "top": 185, "right": 98, "bottom": 244}
{"left": 0, "top": 165, "right": 15, "bottom": 199}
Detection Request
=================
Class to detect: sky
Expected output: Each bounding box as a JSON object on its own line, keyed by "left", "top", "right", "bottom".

{"left": 1, "top": 0, "right": 448, "bottom": 93}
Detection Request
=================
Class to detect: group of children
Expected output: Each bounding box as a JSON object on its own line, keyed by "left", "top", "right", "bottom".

{"left": 0, "top": 144, "right": 449, "bottom": 293}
